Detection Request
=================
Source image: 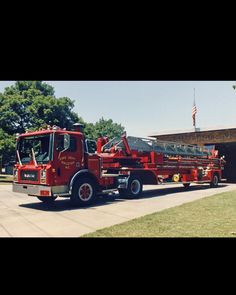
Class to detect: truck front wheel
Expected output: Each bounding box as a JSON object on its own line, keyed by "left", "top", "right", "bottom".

{"left": 70, "top": 178, "right": 97, "bottom": 207}
{"left": 119, "top": 176, "right": 143, "bottom": 198}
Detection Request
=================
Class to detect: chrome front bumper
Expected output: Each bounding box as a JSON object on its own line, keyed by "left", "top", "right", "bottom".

{"left": 12, "top": 183, "right": 52, "bottom": 196}
{"left": 12, "top": 183, "right": 70, "bottom": 197}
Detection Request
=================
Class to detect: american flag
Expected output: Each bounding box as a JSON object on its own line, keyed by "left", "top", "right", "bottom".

{"left": 192, "top": 99, "right": 197, "bottom": 127}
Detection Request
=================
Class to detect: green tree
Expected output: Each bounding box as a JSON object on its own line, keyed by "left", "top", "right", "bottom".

{"left": 0, "top": 81, "right": 79, "bottom": 135}
{"left": 0, "top": 129, "right": 16, "bottom": 165}
{"left": 95, "top": 117, "right": 125, "bottom": 139}
{"left": 84, "top": 117, "right": 125, "bottom": 140}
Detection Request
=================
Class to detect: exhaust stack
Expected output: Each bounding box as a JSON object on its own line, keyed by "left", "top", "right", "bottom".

{"left": 73, "top": 123, "right": 84, "bottom": 133}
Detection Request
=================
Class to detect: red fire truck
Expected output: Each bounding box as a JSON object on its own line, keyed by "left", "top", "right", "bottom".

{"left": 12, "top": 124, "right": 225, "bottom": 206}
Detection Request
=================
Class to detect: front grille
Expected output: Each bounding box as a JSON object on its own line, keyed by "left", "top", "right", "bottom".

{"left": 20, "top": 170, "right": 38, "bottom": 181}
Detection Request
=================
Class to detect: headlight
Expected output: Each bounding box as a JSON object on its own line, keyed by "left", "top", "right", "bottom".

{"left": 13, "top": 169, "right": 18, "bottom": 181}
{"left": 41, "top": 170, "right": 46, "bottom": 178}
{"left": 40, "top": 169, "right": 47, "bottom": 183}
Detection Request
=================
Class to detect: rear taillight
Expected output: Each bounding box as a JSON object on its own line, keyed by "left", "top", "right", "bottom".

{"left": 40, "top": 190, "right": 50, "bottom": 196}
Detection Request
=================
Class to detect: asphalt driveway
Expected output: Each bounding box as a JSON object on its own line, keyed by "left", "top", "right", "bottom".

{"left": 1, "top": 183, "right": 236, "bottom": 237}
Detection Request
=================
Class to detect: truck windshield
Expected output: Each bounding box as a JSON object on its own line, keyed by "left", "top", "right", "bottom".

{"left": 17, "top": 134, "right": 53, "bottom": 164}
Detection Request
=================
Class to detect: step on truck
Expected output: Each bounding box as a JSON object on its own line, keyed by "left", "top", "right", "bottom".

{"left": 13, "top": 123, "right": 226, "bottom": 206}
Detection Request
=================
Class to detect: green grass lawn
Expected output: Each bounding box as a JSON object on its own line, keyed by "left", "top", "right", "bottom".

{"left": 0, "top": 174, "right": 13, "bottom": 184}
{"left": 84, "top": 190, "right": 236, "bottom": 237}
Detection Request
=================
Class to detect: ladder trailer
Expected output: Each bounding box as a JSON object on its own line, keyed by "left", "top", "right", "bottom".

{"left": 12, "top": 124, "right": 225, "bottom": 206}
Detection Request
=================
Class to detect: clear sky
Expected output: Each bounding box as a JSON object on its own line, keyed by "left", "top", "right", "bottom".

{"left": 0, "top": 80, "right": 235, "bottom": 137}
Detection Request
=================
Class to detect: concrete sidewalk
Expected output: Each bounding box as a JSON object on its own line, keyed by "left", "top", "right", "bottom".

{"left": 1, "top": 183, "right": 236, "bottom": 237}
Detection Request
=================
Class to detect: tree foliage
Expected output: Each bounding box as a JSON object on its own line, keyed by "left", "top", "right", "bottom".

{"left": 95, "top": 117, "right": 124, "bottom": 139}
{"left": 0, "top": 81, "right": 79, "bottom": 134}
{"left": 0, "top": 129, "right": 16, "bottom": 164}
{"left": 81, "top": 117, "right": 124, "bottom": 140}
{"left": 75, "top": 118, "right": 125, "bottom": 141}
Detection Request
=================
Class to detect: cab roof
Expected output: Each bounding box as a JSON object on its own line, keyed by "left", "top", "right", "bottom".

{"left": 19, "top": 129, "right": 83, "bottom": 138}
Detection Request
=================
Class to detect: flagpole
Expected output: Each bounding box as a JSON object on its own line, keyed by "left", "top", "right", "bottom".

{"left": 194, "top": 88, "right": 196, "bottom": 131}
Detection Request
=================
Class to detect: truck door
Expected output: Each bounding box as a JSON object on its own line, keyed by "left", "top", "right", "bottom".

{"left": 54, "top": 133, "right": 83, "bottom": 186}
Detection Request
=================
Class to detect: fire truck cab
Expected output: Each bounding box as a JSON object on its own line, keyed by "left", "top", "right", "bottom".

{"left": 13, "top": 125, "right": 100, "bottom": 204}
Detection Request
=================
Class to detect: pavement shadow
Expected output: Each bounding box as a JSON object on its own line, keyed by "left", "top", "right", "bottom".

{"left": 19, "top": 192, "right": 124, "bottom": 212}
{"left": 19, "top": 184, "right": 228, "bottom": 212}
{"left": 139, "top": 184, "right": 228, "bottom": 199}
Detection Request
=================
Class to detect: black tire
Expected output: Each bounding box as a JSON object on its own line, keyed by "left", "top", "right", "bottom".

{"left": 70, "top": 177, "right": 97, "bottom": 207}
{"left": 118, "top": 188, "right": 127, "bottom": 196}
{"left": 37, "top": 196, "right": 57, "bottom": 203}
{"left": 118, "top": 176, "right": 143, "bottom": 199}
{"left": 210, "top": 174, "right": 219, "bottom": 188}
{"left": 183, "top": 183, "right": 190, "bottom": 189}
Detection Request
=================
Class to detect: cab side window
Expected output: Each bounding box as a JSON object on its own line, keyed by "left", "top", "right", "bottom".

{"left": 86, "top": 139, "right": 97, "bottom": 153}
{"left": 69, "top": 136, "right": 77, "bottom": 152}
{"left": 56, "top": 135, "right": 77, "bottom": 152}
{"left": 56, "top": 135, "right": 65, "bottom": 152}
